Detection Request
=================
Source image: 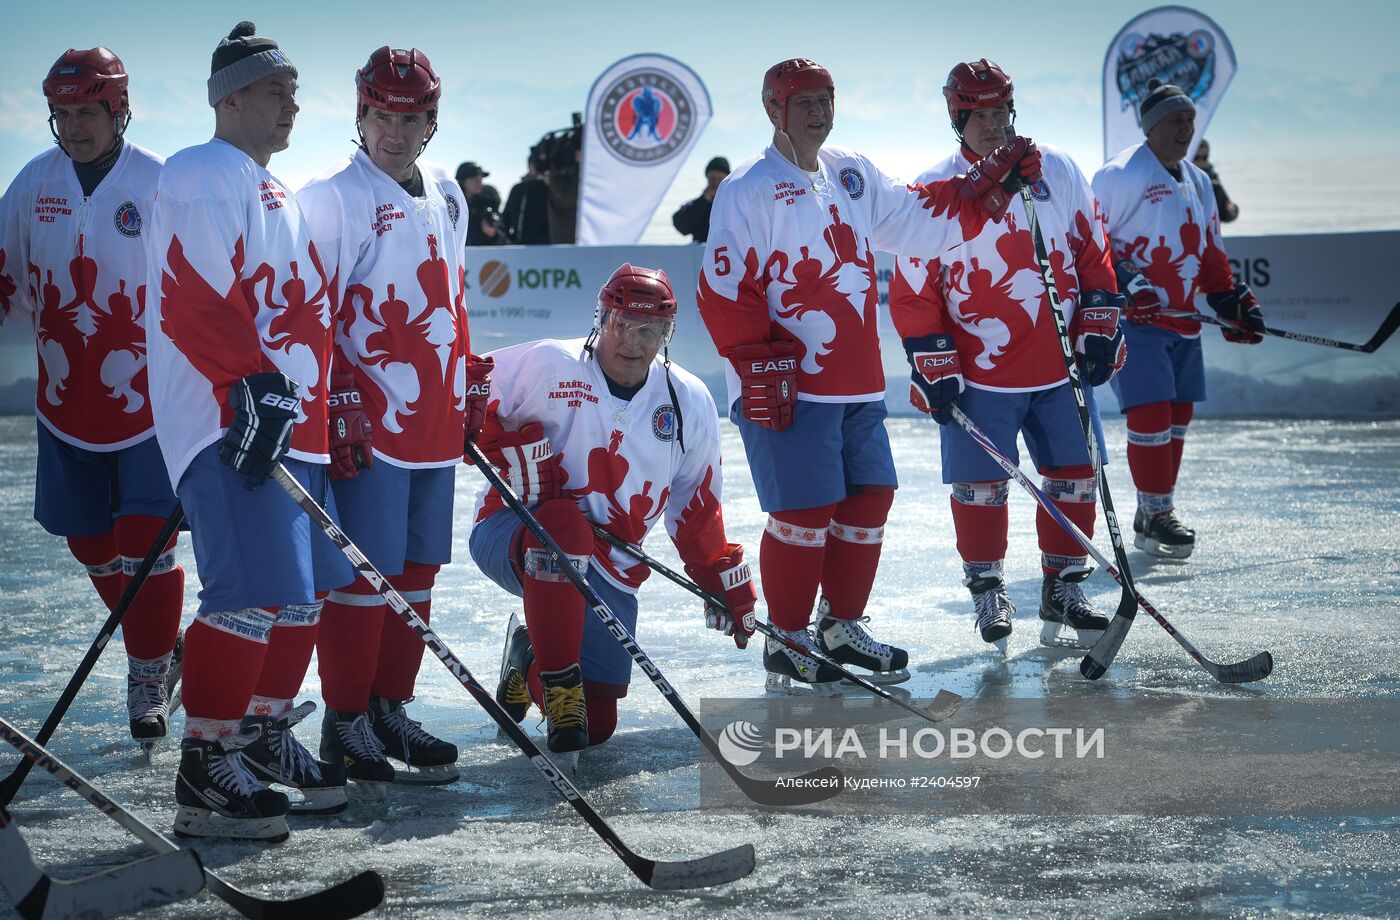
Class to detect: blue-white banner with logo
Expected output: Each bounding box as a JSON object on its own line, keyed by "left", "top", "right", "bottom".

{"left": 576, "top": 53, "right": 712, "bottom": 246}
{"left": 1102, "top": 5, "right": 1236, "bottom": 162}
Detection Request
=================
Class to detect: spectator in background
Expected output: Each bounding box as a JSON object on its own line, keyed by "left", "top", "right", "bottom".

{"left": 503, "top": 151, "right": 551, "bottom": 245}
{"left": 457, "top": 161, "right": 506, "bottom": 245}
{"left": 672, "top": 156, "right": 730, "bottom": 243}
{"left": 1191, "top": 139, "right": 1239, "bottom": 223}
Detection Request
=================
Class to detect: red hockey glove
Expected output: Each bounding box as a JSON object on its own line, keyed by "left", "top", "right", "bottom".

{"left": 903, "top": 333, "right": 963, "bottom": 424}
{"left": 327, "top": 368, "right": 373, "bottom": 480}
{"left": 476, "top": 419, "right": 563, "bottom": 505}
{"left": 686, "top": 544, "right": 757, "bottom": 650}
{"left": 959, "top": 135, "right": 1041, "bottom": 222}
{"left": 1070, "top": 291, "right": 1128, "bottom": 387}
{"left": 730, "top": 340, "right": 798, "bottom": 432}
{"left": 1207, "top": 283, "right": 1265, "bottom": 344}
{"left": 463, "top": 354, "right": 494, "bottom": 447}
{"left": 1114, "top": 259, "right": 1163, "bottom": 324}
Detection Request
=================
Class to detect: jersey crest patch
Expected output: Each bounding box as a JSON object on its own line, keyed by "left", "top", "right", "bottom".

{"left": 446, "top": 193, "right": 460, "bottom": 228}
{"left": 652, "top": 404, "right": 676, "bottom": 442}
{"left": 1029, "top": 178, "right": 1051, "bottom": 202}
{"left": 113, "top": 201, "right": 141, "bottom": 237}
{"left": 838, "top": 166, "right": 865, "bottom": 200}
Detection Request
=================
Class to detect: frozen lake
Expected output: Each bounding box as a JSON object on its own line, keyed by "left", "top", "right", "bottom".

{"left": 1, "top": 413, "right": 1398, "bottom": 918}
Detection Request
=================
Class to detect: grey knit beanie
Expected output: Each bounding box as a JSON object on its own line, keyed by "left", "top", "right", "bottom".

{"left": 1138, "top": 78, "right": 1195, "bottom": 135}
{"left": 207, "top": 21, "right": 297, "bottom": 106}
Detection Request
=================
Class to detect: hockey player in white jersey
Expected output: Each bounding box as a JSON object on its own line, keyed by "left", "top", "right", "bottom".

{"left": 471, "top": 264, "right": 757, "bottom": 760}
{"left": 299, "top": 47, "right": 491, "bottom": 792}
{"left": 145, "top": 21, "right": 354, "bottom": 841}
{"left": 0, "top": 48, "right": 185, "bottom": 752}
{"left": 889, "top": 60, "right": 1126, "bottom": 652}
{"left": 1092, "top": 80, "right": 1265, "bottom": 559}
{"left": 697, "top": 57, "right": 1041, "bottom": 692}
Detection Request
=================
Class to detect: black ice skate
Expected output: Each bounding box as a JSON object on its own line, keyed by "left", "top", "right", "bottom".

{"left": 368, "top": 695, "right": 459, "bottom": 785}
{"left": 239, "top": 702, "right": 347, "bottom": 815}
{"left": 762, "top": 624, "right": 843, "bottom": 697}
{"left": 495, "top": 612, "right": 536, "bottom": 729}
{"left": 814, "top": 597, "right": 910, "bottom": 685}
{"left": 1134, "top": 507, "right": 1195, "bottom": 559}
{"left": 966, "top": 574, "right": 1015, "bottom": 655}
{"left": 539, "top": 663, "right": 588, "bottom": 773}
{"left": 1039, "top": 565, "right": 1110, "bottom": 650}
{"left": 127, "top": 676, "right": 170, "bottom": 763}
{"left": 321, "top": 707, "right": 394, "bottom": 803}
{"left": 173, "top": 730, "right": 290, "bottom": 842}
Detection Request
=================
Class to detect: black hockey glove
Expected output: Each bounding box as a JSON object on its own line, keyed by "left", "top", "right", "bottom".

{"left": 220, "top": 371, "right": 300, "bottom": 490}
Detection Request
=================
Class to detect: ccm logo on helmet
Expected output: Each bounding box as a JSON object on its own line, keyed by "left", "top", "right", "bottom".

{"left": 748, "top": 357, "right": 796, "bottom": 374}
{"left": 1081, "top": 309, "right": 1117, "bottom": 322}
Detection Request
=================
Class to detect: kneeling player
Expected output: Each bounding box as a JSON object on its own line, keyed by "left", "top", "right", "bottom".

{"left": 469, "top": 264, "right": 756, "bottom": 763}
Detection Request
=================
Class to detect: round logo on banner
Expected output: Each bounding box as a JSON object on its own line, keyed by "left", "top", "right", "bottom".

{"left": 598, "top": 69, "right": 695, "bottom": 164}
{"left": 479, "top": 260, "right": 510, "bottom": 298}
{"left": 113, "top": 201, "right": 141, "bottom": 238}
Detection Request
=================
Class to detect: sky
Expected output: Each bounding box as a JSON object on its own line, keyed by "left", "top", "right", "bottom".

{"left": 2, "top": 0, "right": 1398, "bottom": 246}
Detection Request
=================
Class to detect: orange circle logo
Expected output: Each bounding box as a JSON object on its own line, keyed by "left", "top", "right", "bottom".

{"left": 480, "top": 260, "right": 511, "bottom": 298}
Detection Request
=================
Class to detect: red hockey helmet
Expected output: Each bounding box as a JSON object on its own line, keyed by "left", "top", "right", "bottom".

{"left": 356, "top": 46, "right": 441, "bottom": 115}
{"left": 762, "top": 58, "right": 834, "bottom": 130}
{"left": 943, "top": 58, "right": 1014, "bottom": 122}
{"left": 595, "top": 263, "right": 678, "bottom": 345}
{"left": 43, "top": 47, "right": 129, "bottom": 116}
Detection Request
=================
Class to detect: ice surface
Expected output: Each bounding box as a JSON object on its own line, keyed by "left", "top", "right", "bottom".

{"left": 1, "top": 414, "right": 1398, "bottom": 917}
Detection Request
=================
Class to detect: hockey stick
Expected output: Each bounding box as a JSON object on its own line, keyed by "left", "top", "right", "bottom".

{"left": 1010, "top": 132, "right": 1139, "bottom": 680}
{"left": 591, "top": 526, "right": 965, "bottom": 722}
{"left": 467, "top": 443, "right": 843, "bottom": 807}
{"left": 0, "top": 504, "right": 184, "bottom": 809}
{"left": 269, "top": 464, "right": 753, "bottom": 890}
{"left": 0, "top": 717, "right": 384, "bottom": 919}
{"left": 1159, "top": 301, "right": 1400, "bottom": 353}
{"left": 951, "top": 406, "right": 1274, "bottom": 683}
{"left": 1, "top": 806, "right": 204, "bottom": 920}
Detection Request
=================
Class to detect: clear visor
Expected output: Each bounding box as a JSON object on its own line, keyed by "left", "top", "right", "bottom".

{"left": 599, "top": 306, "right": 675, "bottom": 347}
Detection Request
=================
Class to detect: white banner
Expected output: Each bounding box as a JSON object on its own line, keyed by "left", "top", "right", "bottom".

{"left": 576, "top": 54, "right": 712, "bottom": 246}
{"left": 1102, "top": 6, "right": 1237, "bottom": 162}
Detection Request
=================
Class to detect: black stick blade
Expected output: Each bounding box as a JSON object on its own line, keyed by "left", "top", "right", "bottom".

{"left": 643, "top": 843, "right": 756, "bottom": 891}
{"left": 210, "top": 870, "right": 385, "bottom": 920}
{"left": 1080, "top": 615, "right": 1133, "bottom": 681}
{"left": 1211, "top": 651, "right": 1274, "bottom": 684}
{"left": 925, "top": 689, "right": 965, "bottom": 723}
{"left": 1362, "top": 302, "right": 1400, "bottom": 353}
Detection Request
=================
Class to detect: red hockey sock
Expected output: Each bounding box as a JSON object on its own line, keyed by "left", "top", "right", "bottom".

{"left": 819, "top": 488, "right": 894, "bottom": 620}
{"left": 760, "top": 504, "right": 837, "bottom": 630}
{"left": 1169, "top": 402, "right": 1194, "bottom": 489}
{"left": 66, "top": 531, "right": 123, "bottom": 612}
{"left": 1037, "top": 465, "right": 1096, "bottom": 573}
{"left": 949, "top": 483, "right": 1009, "bottom": 569}
{"left": 252, "top": 600, "right": 323, "bottom": 701}
{"left": 1125, "top": 402, "right": 1174, "bottom": 494}
{"left": 182, "top": 614, "right": 274, "bottom": 721}
{"left": 586, "top": 692, "right": 620, "bottom": 747}
{"left": 318, "top": 580, "right": 386, "bottom": 712}
{"left": 372, "top": 561, "right": 439, "bottom": 702}
{"left": 113, "top": 514, "right": 183, "bottom": 660}
{"left": 519, "top": 499, "right": 592, "bottom": 673}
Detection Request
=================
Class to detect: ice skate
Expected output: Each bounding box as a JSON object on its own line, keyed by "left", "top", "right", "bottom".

{"left": 814, "top": 597, "right": 910, "bottom": 685}
{"left": 239, "top": 702, "right": 347, "bottom": 815}
{"left": 1134, "top": 507, "right": 1195, "bottom": 559}
{"left": 173, "top": 730, "right": 290, "bottom": 842}
{"left": 762, "top": 624, "right": 843, "bottom": 697}
{"left": 368, "top": 695, "right": 459, "bottom": 785}
{"left": 1039, "top": 565, "right": 1110, "bottom": 650}
{"left": 321, "top": 707, "right": 394, "bottom": 804}
{"left": 127, "top": 675, "right": 170, "bottom": 764}
{"left": 495, "top": 612, "right": 536, "bottom": 735}
{"left": 966, "top": 573, "right": 1015, "bottom": 656}
{"left": 539, "top": 663, "right": 589, "bottom": 770}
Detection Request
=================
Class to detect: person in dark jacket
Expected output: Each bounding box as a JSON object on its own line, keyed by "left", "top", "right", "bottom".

{"left": 502, "top": 152, "right": 551, "bottom": 245}
{"left": 671, "top": 156, "right": 729, "bottom": 243}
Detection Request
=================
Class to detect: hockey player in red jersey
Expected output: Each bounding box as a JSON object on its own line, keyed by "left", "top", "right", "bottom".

{"left": 146, "top": 22, "right": 354, "bottom": 841}
{"left": 1092, "top": 79, "right": 1265, "bottom": 559}
{"left": 0, "top": 48, "right": 184, "bottom": 753}
{"left": 890, "top": 60, "right": 1127, "bottom": 653}
{"left": 472, "top": 264, "right": 756, "bottom": 763}
{"left": 697, "top": 57, "right": 1041, "bottom": 692}
{"left": 299, "top": 47, "right": 491, "bottom": 793}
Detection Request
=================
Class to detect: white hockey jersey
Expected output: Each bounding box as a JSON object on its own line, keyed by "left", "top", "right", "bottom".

{"left": 471, "top": 338, "right": 731, "bottom": 594}
{"left": 1091, "top": 143, "right": 1234, "bottom": 339}
{"left": 697, "top": 143, "right": 994, "bottom": 407}
{"left": 890, "top": 145, "right": 1117, "bottom": 392}
{"left": 0, "top": 143, "right": 164, "bottom": 450}
{"left": 297, "top": 150, "right": 470, "bottom": 468}
{"left": 146, "top": 139, "right": 334, "bottom": 486}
